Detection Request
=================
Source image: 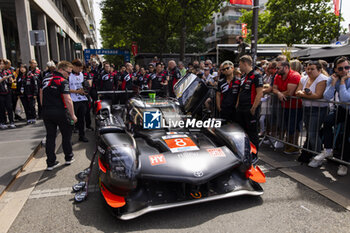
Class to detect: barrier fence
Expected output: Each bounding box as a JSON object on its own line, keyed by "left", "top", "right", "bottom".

{"left": 97, "top": 85, "right": 350, "bottom": 166}
{"left": 260, "top": 93, "right": 350, "bottom": 166}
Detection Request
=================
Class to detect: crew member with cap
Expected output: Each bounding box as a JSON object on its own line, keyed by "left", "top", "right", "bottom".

{"left": 40, "top": 61, "right": 77, "bottom": 170}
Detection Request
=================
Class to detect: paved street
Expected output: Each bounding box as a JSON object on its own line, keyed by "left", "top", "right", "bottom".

{"left": 1, "top": 130, "right": 350, "bottom": 233}
{"left": 0, "top": 120, "right": 45, "bottom": 195}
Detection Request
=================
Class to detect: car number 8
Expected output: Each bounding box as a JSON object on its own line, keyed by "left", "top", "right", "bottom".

{"left": 175, "top": 139, "right": 187, "bottom": 147}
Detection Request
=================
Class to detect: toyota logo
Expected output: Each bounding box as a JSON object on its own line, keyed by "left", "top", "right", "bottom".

{"left": 193, "top": 171, "right": 204, "bottom": 177}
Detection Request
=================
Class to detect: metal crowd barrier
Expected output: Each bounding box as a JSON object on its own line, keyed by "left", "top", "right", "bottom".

{"left": 260, "top": 93, "right": 350, "bottom": 166}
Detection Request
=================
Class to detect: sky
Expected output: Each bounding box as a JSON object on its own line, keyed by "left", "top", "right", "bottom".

{"left": 92, "top": 0, "right": 350, "bottom": 49}
{"left": 341, "top": 0, "right": 350, "bottom": 31}
{"left": 93, "top": 0, "right": 102, "bottom": 48}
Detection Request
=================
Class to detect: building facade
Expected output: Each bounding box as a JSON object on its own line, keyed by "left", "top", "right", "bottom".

{"left": 0, "top": 0, "right": 97, "bottom": 67}
{"left": 204, "top": 1, "right": 268, "bottom": 51}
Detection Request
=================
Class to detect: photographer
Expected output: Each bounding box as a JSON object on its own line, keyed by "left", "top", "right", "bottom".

{"left": 308, "top": 57, "right": 350, "bottom": 176}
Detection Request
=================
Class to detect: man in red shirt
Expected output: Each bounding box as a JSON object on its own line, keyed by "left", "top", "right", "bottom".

{"left": 272, "top": 61, "right": 302, "bottom": 154}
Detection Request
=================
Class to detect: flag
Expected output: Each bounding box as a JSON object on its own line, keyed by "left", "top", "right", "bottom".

{"left": 131, "top": 42, "right": 138, "bottom": 56}
{"left": 230, "top": 0, "right": 253, "bottom": 5}
{"left": 333, "top": 0, "right": 340, "bottom": 16}
{"left": 242, "top": 23, "right": 247, "bottom": 38}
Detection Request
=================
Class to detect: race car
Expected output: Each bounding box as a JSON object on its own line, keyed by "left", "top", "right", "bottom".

{"left": 94, "top": 73, "right": 265, "bottom": 220}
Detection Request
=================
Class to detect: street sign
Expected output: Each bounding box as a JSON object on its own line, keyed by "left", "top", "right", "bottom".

{"left": 30, "top": 30, "right": 46, "bottom": 46}
{"left": 84, "top": 49, "right": 131, "bottom": 63}
{"left": 74, "top": 43, "right": 82, "bottom": 50}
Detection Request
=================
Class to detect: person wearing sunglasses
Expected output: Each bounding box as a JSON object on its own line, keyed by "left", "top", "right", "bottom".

{"left": 40, "top": 61, "right": 77, "bottom": 171}
{"left": 310, "top": 56, "right": 350, "bottom": 176}
{"left": 216, "top": 61, "right": 240, "bottom": 122}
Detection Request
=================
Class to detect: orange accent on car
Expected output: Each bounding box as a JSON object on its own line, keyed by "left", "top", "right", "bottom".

{"left": 190, "top": 192, "right": 202, "bottom": 199}
{"left": 95, "top": 100, "right": 102, "bottom": 114}
{"left": 100, "top": 182, "right": 126, "bottom": 208}
{"left": 250, "top": 142, "right": 257, "bottom": 154}
{"left": 246, "top": 165, "right": 266, "bottom": 183}
{"left": 98, "top": 157, "right": 107, "bottom": 173}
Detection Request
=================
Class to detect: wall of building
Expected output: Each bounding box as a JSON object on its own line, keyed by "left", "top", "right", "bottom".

{"left": 0, "top": 0, "right": 97, "bottom": 67}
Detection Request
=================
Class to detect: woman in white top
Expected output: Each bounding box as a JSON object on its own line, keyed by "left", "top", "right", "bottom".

{"left": 295, "top": 60, "right": 328, "bottom": 153}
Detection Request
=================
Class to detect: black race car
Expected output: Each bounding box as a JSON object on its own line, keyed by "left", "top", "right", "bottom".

{"left": 93, "top": 73, "right": 265, "bottom": 220}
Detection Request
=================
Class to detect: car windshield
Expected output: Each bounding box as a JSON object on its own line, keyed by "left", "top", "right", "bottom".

{"left": 138, "top": 105, "right": 184, "bottom": 129}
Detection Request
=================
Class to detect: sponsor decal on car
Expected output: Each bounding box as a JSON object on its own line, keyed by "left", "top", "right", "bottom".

{"left": 193, "top": 171, "right": 204, "bottom": 177}
{"left": 163, "top": 135, "right": 199, "bottom": 153}
{"left": 177, "top": 152, "right": 199, "bottom": 159}
{"left": 149, "top": 154, "right": 166, "bottom": 166}
{"left": 207, "top": 148, "right": 226, "bottom": 157}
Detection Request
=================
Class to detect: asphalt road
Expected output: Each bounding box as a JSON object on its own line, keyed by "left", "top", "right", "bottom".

{"left": 5, "top": 131, "right": 350, "bottom": 233}
{"left": 0, "top": 120, "right": 45, "bottom": 194}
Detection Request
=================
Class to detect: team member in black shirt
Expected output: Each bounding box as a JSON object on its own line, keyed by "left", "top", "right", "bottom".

{"left": 121, "top": 63, "right": 135, "bottom": 90}
{"left": 149, "top": 63, "right": 167, "bottom": 96}
{"left": 167, "top": 60, "right": 181, "bottom": 97}
{"left": 28, "top": 59, "right": 42, "bottom": 119}
{"left": 216, "top": 60, "right": 240, "bottom": 122}
{"left": 17, "top": 64, "right": 38, "bottom": 124}
{"left": 98, "top": 62, "right": 117, "bottom": 100}
{"left": 236, "top": 55, "right": 264, "bottom": 153}
{"left": 40, "top": 61, "right": 77, "bottom": 171}
{"left": 0, "top": 59, "right": 15, "bottom": 129}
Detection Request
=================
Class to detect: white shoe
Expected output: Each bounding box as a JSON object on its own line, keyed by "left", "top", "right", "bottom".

{"left": 0, "top": 124, "right": 8, "bottom": 129}
{"left": 9, "top": 123, "right": 16, "bottom": 129}
{"left": 273, "top": 141, "right": 284, "bottom": 149}
{"left": 314, "top": 150, "right": 332, "bottom": 161}
{"left": 308, "top": 158, "right": 324, "bottom": 168}
{"left": 337, "top": 165, "right": 348, "bottom": 176}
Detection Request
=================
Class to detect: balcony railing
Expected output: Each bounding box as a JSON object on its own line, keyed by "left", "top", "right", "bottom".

{"left": 216, "top": 29, "right": 242, "bottom": 38}
{"left": 216, "top": 15, "right": 241, "bottom": 24}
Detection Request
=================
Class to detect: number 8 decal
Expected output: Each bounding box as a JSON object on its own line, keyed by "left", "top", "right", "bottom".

{"left": 175, "top": 139, "right": 187, "bottom": 147}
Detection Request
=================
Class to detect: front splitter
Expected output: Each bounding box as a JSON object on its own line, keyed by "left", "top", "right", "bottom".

{"left": 118, "top": 188, "right": 263, "bottom": 220}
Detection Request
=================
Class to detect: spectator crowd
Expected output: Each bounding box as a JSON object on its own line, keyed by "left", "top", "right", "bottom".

{"left": 0, "top": 53, "right": 349, "bottom": 175}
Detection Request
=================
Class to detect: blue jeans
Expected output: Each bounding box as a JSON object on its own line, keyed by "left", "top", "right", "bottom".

{"left": 303, "top": 106, "right": 327, "bottom": 152}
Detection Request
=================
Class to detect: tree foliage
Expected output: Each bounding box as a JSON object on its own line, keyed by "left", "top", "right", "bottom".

{"left": 239, "top": 0, "right": 344, "bottom": 46}
{"left": 100, "top": 0, "right": 221, "bottom": 59}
